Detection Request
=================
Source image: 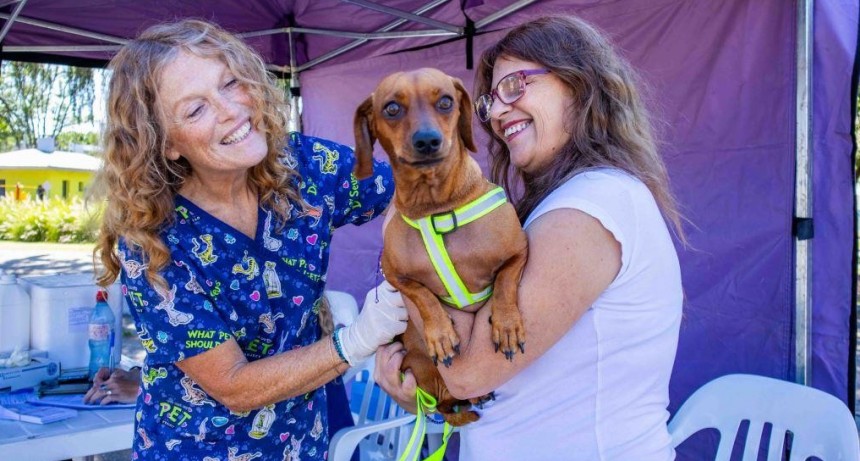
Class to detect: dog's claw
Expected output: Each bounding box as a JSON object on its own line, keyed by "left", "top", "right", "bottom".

{"left": 474, "top": 391, "right": 496, "bottom": 409}
{"left": 442, "top": 356, "right": 453, "bottom": 367}
{"left": 488, "top": 315, "right": 493, "bottom": 325}
{"left": 518, "top": 342, "right": 526, "bottom": 354}
{"left": 494, "top": 342, "right": 500, "bottom": 353}
{"left": 432, "top": 355, "right": 438, "bottom": 366}
{"left": 505, "top": 350, "right": 514, "bottom": 361}
{"left": 453, "top": 344, "right": 460, "bottom": 355}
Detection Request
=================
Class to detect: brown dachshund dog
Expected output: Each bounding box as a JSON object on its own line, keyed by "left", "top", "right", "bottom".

{"left": 353, "top": 68, "right": 528, "bottom": 425}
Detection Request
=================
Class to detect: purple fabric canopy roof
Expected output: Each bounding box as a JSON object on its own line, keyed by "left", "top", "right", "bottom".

{"left": 2, "top": 1, "right": 856, "bottom": 456}
{"left": 0, "top": 0, "right": 515, "bottom": 69}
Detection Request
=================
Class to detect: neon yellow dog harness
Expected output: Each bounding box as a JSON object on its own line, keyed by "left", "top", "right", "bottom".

{"left": 400, "top": 186, "right": 508, "bottom": 308}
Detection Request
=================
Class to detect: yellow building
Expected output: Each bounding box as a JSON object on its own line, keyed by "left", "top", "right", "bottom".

{"left": 0, "top": 148, "right": 100, "bottom": 200}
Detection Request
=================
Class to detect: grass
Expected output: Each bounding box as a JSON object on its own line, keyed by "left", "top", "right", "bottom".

{"left": 0, "top": 196, "right": 103, "bottom": 243}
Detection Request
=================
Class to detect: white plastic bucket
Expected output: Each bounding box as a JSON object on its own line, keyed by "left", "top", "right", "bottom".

{"left": 0, "top": 271, "right": 31, "bottom": 354}
{"left": 20, "top": 274, "right": 123, "bottom": 371}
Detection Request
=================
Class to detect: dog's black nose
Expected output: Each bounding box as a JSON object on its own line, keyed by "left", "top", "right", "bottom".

{"left": 412, "top": 129, "right": 442, "bottom": 155}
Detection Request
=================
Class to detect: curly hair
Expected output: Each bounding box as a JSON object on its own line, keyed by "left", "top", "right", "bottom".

{"left": 92, "top": 19, "right": 302, "bottom": 289}
{"left": 475, "top": 15, "right": 684, "bottom": 239}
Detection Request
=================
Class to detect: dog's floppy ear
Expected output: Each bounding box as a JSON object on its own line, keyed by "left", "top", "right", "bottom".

{"left": 453, "top": 78, "right": 477, "bottom": 153}
{"left": 353, "top": 96, "right": 376, "bottom": 179}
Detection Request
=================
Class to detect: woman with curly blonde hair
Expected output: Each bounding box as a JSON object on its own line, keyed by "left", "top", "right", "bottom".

{"left": 91, "top": 19, "right": 406, "bottom": 460}
{"left": 376, "top": 15, "right": 684, "bottom": 460}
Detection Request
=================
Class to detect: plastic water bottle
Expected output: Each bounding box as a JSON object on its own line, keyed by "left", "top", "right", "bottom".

{"left": 88, "top": 289, "right": 115, "bottom": 380}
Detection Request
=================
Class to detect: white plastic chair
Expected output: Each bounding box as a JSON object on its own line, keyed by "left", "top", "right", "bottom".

{"left": 325, "top": 290, "right": 450, "bottom": 461}
{"left": 668, "top": 374, "right": 860, "bottom": 460}
{"left": 329, "top": 356, "right": 455, "bottom": 461}
{"left": 329, "top": 355, "right": 418, "bottom": 461}
{"left": 325, "top": 289, "right": 413, "bottom": 460}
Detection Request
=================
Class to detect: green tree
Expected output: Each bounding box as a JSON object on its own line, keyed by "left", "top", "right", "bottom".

{"left": 0, "top": 62, "right": 95, "bottom": 149}
{"left": 55, "top": 131, "right": 99, "bottom": 151}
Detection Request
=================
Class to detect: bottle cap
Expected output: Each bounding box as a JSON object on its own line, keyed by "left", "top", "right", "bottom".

{"left": 96, "top": 289, "right": 108, "bottom": 302}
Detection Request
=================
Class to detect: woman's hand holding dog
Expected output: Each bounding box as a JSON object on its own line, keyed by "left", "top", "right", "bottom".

{"left": 374, "top": 341, "right": 418, "bottom": 414}
{"left": 337, "top": 280, "right": 408, "bottom": 365}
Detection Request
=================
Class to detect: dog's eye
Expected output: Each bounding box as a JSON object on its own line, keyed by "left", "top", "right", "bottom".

{"left": 437, "top": 96, "right": 454, "bottom": 112}
{"left": 383, "top": 102, "right": 402, "bottom": 118}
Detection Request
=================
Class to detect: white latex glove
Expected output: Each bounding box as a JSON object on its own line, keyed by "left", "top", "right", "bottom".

{"left": 337, "top": 280, "right": 407, "bottom": 366}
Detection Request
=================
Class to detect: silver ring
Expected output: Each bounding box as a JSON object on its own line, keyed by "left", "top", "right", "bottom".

{"left": 106, "top": 389, "right": 112, "bottom": 396}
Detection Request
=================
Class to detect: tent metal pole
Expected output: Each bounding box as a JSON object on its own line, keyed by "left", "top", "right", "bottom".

{"left": 266, "top": 64, "right": 289, "bottom": 73}
{"left": 0, "top": 0, "right": 27, "bottom": 44}
{"left": 475, "top": 0, "right": 539, "bottom": 30}
{"left": 298, "top": 0, "right": 448, "bottom": 72}
{"left": 237, "top": 28, "right": 288, "bottom": 39}
{"left": 794, "top": 0, "right": 814, "bottom": 385}
{"left": 292, "top": 27, "right": 456, "bottom": 40}
{"left": 3, "top": 45, "right": 119, "bottom": 52}
{"left": 0, "top": 13, "right": 126, "bottom": 44}
{"left": 340, "top": 0, "right": 461, "bottom": 34}
{"left": 240, "top": 27, "right": 455, "bottom": 41}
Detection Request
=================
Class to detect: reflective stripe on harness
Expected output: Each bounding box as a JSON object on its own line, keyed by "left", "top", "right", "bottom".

{"left": 401, "top": 186, "right": 507, "bottom": 308}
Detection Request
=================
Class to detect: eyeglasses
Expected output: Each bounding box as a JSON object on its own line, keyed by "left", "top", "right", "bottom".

{"left": 474, "top": 69, "right": 550, "bottom": 122}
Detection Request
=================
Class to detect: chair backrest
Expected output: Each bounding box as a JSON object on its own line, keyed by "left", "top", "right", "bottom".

{"left": 329, "top": 355, "right": 416, "bottom": 461}
{"left": 349, "top": 357, "right": 403, "bottom": 425}
{"left": 668, "top": 374, "right": 860, "bottom": 461}
{"left": 325, "top": 290, "right": 450, "bottom": 461}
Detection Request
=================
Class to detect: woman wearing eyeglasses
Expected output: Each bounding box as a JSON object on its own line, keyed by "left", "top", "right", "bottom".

{"left": 375, "top": 15, "right": 685, "bottom": 460}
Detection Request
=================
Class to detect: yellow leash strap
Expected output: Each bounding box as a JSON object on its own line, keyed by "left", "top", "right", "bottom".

{"left": 399, "top": 386, "right": 453, "bottom": 461}
{"left": 424, "top": 421, "right": 454, "bottom": 461}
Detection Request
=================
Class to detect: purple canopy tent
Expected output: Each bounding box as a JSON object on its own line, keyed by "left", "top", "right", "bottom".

{"left": 0, "top": 0, "right": 855, "bottom": 456}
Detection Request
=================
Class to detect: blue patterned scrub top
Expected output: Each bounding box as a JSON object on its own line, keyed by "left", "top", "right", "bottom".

{"left": 119, "top": 133, "right": 393, "bottom": 461}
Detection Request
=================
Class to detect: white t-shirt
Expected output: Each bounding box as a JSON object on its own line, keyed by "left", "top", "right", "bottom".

{"left": 459, "top": 168, "right": 682, "bottom": 461}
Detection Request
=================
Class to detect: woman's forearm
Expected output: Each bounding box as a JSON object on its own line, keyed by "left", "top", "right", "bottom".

{"left": 178, "top": 336, "right": 349, "bottom": 413}
{"left": 226, "top": 340, "right": 348, "bottom": 410}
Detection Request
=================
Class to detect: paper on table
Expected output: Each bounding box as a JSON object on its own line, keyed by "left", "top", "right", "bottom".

{"left": 0, "top": 402, "right": 77, "bottom": 424}
{"left": 0, "top": 391, "right": 78, "bottom": 424}
{"left": 28, "top": 393, "right": 135, "bottom": 410}
{"left": 0, "top": 390, "right": 32, "bottom": 406}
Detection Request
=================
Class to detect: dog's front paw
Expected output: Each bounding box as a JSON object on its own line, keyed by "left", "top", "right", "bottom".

{"left": 423, "top": 318, "right": 460, "bottom": 367}
{"left": 489, "top": 311, "right": 525, "bottom": 361}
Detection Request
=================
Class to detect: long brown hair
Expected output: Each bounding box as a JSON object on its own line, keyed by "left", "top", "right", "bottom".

{"left": 475, "top": 15, "right": 683, "bottom": 238}
{"left": 92, "top": 19, "right": 301, "bottom": 289}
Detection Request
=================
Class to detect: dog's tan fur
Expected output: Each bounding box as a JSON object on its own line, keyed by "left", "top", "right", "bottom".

{"left": 354, "top": 68, "right": 528, "bottom": 425}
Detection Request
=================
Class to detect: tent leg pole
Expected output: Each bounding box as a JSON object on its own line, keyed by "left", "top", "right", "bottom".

{"left": 287, "top": 29, "right": 302, "bottom": 133}
{"left": 794, "top": 0, "right": 814, "bottom": 386}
